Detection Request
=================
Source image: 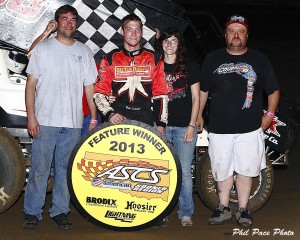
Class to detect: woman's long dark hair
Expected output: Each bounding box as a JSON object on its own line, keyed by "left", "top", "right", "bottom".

{"left": 158, "top": 27, "right": 187, "bottom": 73}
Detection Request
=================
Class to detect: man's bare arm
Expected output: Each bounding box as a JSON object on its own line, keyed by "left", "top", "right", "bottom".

{"left": 85, "top": 83, "right": 98, "bottom": 131}
{"left": 25, "top": 74, "right": 39, "bottom": 138}
{"left": 196, "top": 90, "right": 209, "bottom": 132}
{"left": 262, "top": 90, "right": 280, "bottom": 130}
{"left": 27, "top": 20, "right": 57, "bottom": 58}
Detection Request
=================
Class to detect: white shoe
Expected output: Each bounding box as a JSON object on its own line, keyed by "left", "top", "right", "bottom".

{"left": 181, "top": 216, "right": 193, "bottom": 226}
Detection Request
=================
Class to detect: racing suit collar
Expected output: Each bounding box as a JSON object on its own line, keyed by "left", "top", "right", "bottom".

{"left": 122, "top": 47, "right": 143, "bottom": 57}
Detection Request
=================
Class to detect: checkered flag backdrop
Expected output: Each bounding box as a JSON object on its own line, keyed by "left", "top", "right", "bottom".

{"left": 72, "top": 0, "right": 157, "bottom": 63}
{"left": 0, "top": 0, "right": 187, "bottom": 63}
{"left": 129, "top": 0, "right": 187, "bottom": 33}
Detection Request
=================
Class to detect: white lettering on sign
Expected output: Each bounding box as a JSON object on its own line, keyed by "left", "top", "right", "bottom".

{"left": 97, "top": 166, "right": 170, "bottom": 184}
{"left": 0, "top": 187, "right": 10, "bottom": 206}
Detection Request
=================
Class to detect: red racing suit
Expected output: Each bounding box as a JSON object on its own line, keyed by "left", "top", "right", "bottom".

{"left": 94, "top": 48, "right": 168, "bottom": 127}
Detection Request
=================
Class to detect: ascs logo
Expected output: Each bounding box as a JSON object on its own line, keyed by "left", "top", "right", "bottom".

{"left": 96, "top": 165, "right": 170, "bottom": 184}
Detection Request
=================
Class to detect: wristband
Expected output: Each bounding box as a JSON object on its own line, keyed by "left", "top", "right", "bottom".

{"left": 188, "top": 125, "right": 195, "bottom": 128}
{"left": 90, "top": 119, "right": 98, "bottom": 124}
{"left": 265, "top": 111, "right": 275, "bottom": 118}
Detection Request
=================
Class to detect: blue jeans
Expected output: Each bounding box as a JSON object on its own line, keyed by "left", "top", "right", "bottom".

{"left": 166, "top": 126, "right": 197, "bottom": 219}
{"left": 24, "top": 126, "right": 81, "bottom": 219}
{"left": 81, "top": 113, "right": 102, "bottom": 136}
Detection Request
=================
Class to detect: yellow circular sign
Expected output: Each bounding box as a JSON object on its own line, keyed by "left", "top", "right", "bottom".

{"left": 68, "top": 120, "right": 181, "bottom": 231}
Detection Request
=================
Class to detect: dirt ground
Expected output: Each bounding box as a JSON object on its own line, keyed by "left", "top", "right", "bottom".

{"left": 0, "top": 145, "right": 299, "bottom": 240}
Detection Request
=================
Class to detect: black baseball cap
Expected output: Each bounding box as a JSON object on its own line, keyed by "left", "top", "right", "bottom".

{"left": 225, "top": 15, "right": 248, "bottom": 29}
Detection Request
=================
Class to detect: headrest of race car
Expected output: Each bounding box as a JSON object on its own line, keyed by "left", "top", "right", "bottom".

{"left": 3, "top": 50, "right": 28, "bottom": 74}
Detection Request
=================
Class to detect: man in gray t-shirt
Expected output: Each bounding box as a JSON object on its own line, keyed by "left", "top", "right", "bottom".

{"left": 23, "top": 4, "right": 97, "bottom": 230}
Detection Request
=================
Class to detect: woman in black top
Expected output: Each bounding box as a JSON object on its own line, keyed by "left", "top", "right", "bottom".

{"left": 158, "top": 27, "right": 200, "bottom": 227}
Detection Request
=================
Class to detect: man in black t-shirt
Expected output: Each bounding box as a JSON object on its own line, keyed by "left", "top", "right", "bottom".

{"left": 198, "top": 14, "right": 280, "bottom": 228}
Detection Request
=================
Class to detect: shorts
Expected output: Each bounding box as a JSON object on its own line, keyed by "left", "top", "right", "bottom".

{"left": 208, "top": 128, "right": 266, "bottom": 181}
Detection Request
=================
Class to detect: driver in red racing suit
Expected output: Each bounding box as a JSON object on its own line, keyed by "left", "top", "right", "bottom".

{"left": 94, "top": 14, "right": 168, "bottom": 134}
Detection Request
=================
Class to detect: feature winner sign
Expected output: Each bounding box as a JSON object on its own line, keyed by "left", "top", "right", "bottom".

{"left": 68, "top": 120, "right": 181, "bottom": 231}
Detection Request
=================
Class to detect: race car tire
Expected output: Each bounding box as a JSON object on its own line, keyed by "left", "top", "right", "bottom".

{"left": 0, "top": 128, "right": 26, "bottom": 213}
{"left": 284, "top": 115, "right": 300, "bottom": 156}
{"left": 195, "top": 151, "right": 274, "bottom": 214}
